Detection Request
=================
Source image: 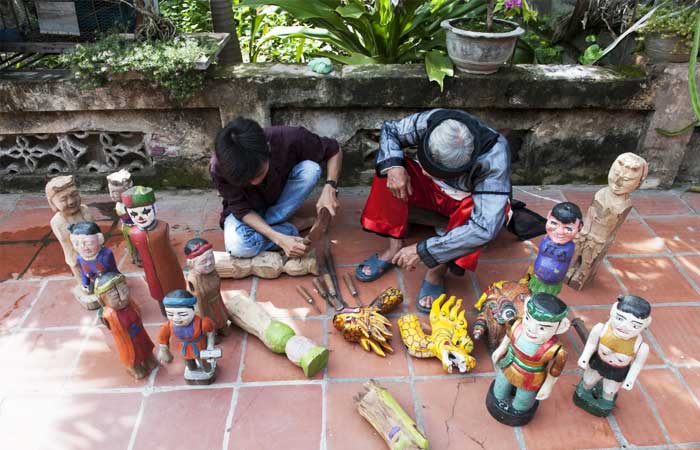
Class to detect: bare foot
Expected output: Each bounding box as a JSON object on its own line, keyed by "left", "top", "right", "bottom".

{"left": 361, "top": 238, "right": 403, "bottom": 276}
{"left": 417, "top": 265, "right": 447, "bottom": 310}
{"left": 290, "top": 215, "right": 315, "bottom": 231}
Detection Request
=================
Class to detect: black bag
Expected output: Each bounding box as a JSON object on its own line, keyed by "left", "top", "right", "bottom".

{"left": 507, "top": 199, "right": 547, "bottom": 240}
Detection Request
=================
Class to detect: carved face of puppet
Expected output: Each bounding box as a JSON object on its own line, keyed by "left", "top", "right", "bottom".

{"left": 126, "top": 205, "right": 157, "bottom": 230}
{"left": 545, "top": 214, "right": 581, "bottom": 245}
{"left": 165, "top": 306, "right": 196, "bottom": 327}
{"left": 522, "top": 303, "right": 569, "bottom": 344}
{"left": 70, "top": 233, "right": 104, "bottom": 260}
{"left": 609, "top": 303, "right": 651, "bottom": 340}
{"left": 608, "top": 157, "right": 645, "bottom": 196}
{"left": 108, "top": 181, "right": 133, "bottom": 203}
{"left": 52, "top": 188, "right": 81, "bottom": 216}
{"left": 190, "top": 250, "right": 215, "bottom": 275}
{"left": 101, "top": 281, "right": 130, "bottom": 310}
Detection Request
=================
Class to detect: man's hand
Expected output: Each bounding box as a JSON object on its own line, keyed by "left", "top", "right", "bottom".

{"left": 387, "top": 167, "right": 412, "bottom": 202}
{"left": 392, "top": 244, "right": 421, "bottom": 270}
{"left": 316, "top": 184, "right": 340, "bottom": 217}
{"left": 277, "top": 234, "right": 309, "bottom": 258}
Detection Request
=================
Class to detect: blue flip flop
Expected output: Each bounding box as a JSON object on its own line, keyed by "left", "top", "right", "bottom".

{"left": 417, "top": 278, "right": 445, "bottom": 313}
{"left": 355, "top": 253, "right": 393, "bottom": 282}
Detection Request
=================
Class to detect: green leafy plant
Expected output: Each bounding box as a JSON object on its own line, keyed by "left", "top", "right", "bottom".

{"left": 637, "top": 3, "right": 700, "bottom": 53}
{"left": 59, "top": 34, "right": 219, "bottom": 102}
{"left": 160, "top": 0, "right": 213, "bottom": 33}
{"left": 237, "top": 0, "right": 492, "bottom": 89}
{"left": 579, "top": 34, "right": 604, "bottom": 64}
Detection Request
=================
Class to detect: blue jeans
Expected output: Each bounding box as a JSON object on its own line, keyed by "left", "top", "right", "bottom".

{"left": 224, "top": 160, "right": 321, "bottom": 257}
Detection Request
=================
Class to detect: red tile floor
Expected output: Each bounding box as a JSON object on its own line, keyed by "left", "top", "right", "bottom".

{"left": 1, "top": 186, "right": 700, "bottom": 450}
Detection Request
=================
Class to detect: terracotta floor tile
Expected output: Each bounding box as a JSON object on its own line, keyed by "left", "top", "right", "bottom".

{"left": 645, "top": 216, "right": 700, "bottom": 253}
{"left": 256, "top": 274, "right": 328, "bottom": 318}
{"left": 329, "top": 225, "right": 394, "bottom": 266}
{"left": 0, "top": 392, "right": 141, "bottom": 450}
{"left": 646, "top": 306, "right": 700, "bottom": 365}
{"left": 335, "top": 193, "right": 367, "bottom": 227}
{"left": 0, "top": 207, "right": 54, "bottom": 241}
{"left": 679, "top": 367, "right": 700, "bottom": 403}
{"left": 155, "top": 324, "right": 244, "bottom": 387}
{"left": 474, "top": 261, "right": 532, "bottom": 294}
{"left": 559, "top": 263, "right": 624, "bottom": 307}
{"left": 608, "top": 257, "right": 700, "bottom": 302}
{"left": 677, "top": 255, "right": 700, "bottom": 287}
{"left": 608, "top": 219, "right": 667, "bottom": 255}
{"left": 522, "top": 374, "right": 619, "bottom": 450}
{"left": 681, "top": 192, "right": 700, "bottom": 214}
{"left": 23, "top": 240, "right": 72, "bottom": 278}
{"left": 613, "top": 380, "right": 668, "bottom": 446}
{"left": 632, "top": 192, "right": 691, "bottom": 216}
{"left": 0, "top": 242, "right": 40, "bottom": 281}
{"left": 228, "top": 385, "right": 321, "bottom": 450}
{"left": 569, "top": 308, "right": 663, "bottom": 365}
{"left": 198, "top": 230, "right": 225, "bottom": 252}
{"left": 133, "top": 388, "right": 232, "bottom": 450}
{"left": 326, "top": 381, "right": 415, "bottom": 450}
{"left": 327, "top": 316, "right": 409, "bottom": 379}
{"left": 639, "top": 368, "right": 700, "bottom": 443}
{"left": 562, "top": 188, "right": 599, "bottom": 212}
{"left": 0, "top": 280, "right": 41, "bottom": 333}
{"left": 23, "top": 279, "right": 97, "bottom": 329}
{"left": 481, "top": 229, "right": 533, "bottom": 260}
{"left": 0, "top": 329, "right": 88, "bottom": 390}
{"left": 415, "top": 377, "right": 520, "bottom": 450}
{"left": 514, "top": 187, "right": 567, "bottom": 217}
{"left": 69, "top": 326, "right": 157, "bottom": 390}
{"left": 241, "top": 318, "right": 325, "bottom": 382}
{"left": 122, "top": 276, "right": 168, "bottom": 325}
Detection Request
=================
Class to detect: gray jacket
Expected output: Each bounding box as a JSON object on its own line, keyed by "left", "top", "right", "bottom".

{"left": 376, "top": 109, "right": 512, "bottom": 267}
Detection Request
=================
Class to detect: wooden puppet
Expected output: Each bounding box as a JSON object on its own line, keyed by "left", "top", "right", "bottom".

{"left": 487, "top": 293, "right": 570, "bottom": 426}
{"left": 223, "top": 290, "right": 328, "bottom": 377}
{"left": 573, "top": 295, "right": 652, "bottom": 417}
{"left": 95, "top": 272, "right": 158, "bottom": 379}
{"left": 567, "top": 153, "right": 648, "bottom": 290}
{"left": 158, "top": 289, "right": 222, "bottom": 385}
{"left": 213, "top": 250, "right": 318, "bottom": 279}
{"left": 184, "top": 238, "right": 231, "bottom": 337}
{"left": 122, "top": 186, "right": 185, "bottom": 316}
{"left": 107, "top": 169, "right": 141, "bottom": 266}
{"left": 45, "top": 175, "right": 97, "bottom": 309}
{"left": 398, "top": 294, "right": 476, "bottom": 373}
{"left": 69, "top": 222, "right": 118, "bottom": 296}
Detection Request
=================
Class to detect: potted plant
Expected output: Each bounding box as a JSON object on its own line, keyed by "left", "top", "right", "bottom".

{"left": 441, "top": 0, "right": 536, "bottom": 74}
{"left": 638, "top": 3, "right": 699, "bottom": 63}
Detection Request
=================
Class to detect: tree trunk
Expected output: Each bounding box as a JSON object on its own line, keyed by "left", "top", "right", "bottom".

{"left": 209, "top": 0, "right": 243, "bottom": 65}
{"left": 486, "top": 0, "right": 494, "bottom": 31}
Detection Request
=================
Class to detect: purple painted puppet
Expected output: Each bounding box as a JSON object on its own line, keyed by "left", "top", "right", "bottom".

{"left": 529, "top": 202, "right": 582, "bottom": 296}
{"left": 69, "top": 221, "right": 119, "bottom": 295}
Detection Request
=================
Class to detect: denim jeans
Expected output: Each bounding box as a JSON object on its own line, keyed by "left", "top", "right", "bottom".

{"left": 224, "top": 160, "right": 321, "bottom": 257}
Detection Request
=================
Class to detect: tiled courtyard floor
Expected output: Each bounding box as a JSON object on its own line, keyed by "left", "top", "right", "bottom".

{"left": 1, "top": 185, "right": 700, "bottom": 450}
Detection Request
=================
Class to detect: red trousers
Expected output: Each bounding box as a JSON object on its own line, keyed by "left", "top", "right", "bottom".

{"left": 361, "top": 159, "right": 481, "bottom": 271}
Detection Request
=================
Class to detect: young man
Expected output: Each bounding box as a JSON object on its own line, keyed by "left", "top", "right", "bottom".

{"left": 210, "top": 118, "right": 342, "bottom": 258}
{"left": 357, "top": 109, "right": 511, "bottom": 311}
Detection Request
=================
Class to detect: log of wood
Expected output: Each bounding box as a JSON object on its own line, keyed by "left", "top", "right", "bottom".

{"left": 356, "top": 380, "right": 429, "bottom": 450}
{"left": 214, "top": 249, "right": 318, "bottom": 279}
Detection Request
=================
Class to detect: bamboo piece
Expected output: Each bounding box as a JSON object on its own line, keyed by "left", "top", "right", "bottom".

{"left": 355, "top": 380, "right": 429, "bottom": 450}
{"left": 214, "top": 249, "right": 318, "bottom": 279}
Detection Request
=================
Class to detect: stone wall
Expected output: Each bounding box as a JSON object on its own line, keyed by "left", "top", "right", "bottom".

{"left": 0, "top": 62, "right": 695, "bottom": 191}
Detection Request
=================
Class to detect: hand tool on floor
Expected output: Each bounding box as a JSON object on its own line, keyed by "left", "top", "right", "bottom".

{"left": 296, "top": 285, "right": 323, "bottom": 314}
{"left": 313, "top": 276, "right": 338, "bottom": 311}
{"left": 324, "top": 247, "right": 347, "bottom": 309}
{"left": 343, "top": 272, "right": 363, "bottom": 307}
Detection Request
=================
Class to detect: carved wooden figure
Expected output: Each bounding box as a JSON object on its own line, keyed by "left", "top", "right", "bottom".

{"left": 487, "top": 293, "right": 570, "bottom": 426}
{"left": 213, "top": 250, "right": 318, "bottom": 279}
{"left": 45, "top": 175, "right": 97, "bottom": 309}
{"left": 69, "top": 221, "right": 117, "bottom": 289}
{"left": 95, "top": 272, "right": 158, "bottom": 379}
{"left": 184, "top": 238, "right": 231, "bottom": 337}
{"left": 107, "top": 169, "right": 141, "bottom": 266}
{"left": 158, "top": 290, "right": 221, "bottom": 385}
{"left": 567, "top": 153, "right": 648, "bottom": 290}
{"left": 122, "top": 186, "right": 185, "bottom": 316}
{"left": 223, "top": 290, "right": 329, "bottom": 377}
{"left": 573, "top": 295, "right": 652, "bottom": 417}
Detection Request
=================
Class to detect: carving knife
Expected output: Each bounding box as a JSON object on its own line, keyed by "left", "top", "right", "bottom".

{"left": 343, "top": 272, "right": 363, "bottom": 306}
{"left": 324, "top": 247, "right": 347, "bottom": 309}
{"left": 296, "top": 285, "right": 323, "bottom": 314}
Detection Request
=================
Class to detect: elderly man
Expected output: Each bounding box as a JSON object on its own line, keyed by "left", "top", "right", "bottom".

{"left": 357, "top": 109, "right": 511, "bottom": 312}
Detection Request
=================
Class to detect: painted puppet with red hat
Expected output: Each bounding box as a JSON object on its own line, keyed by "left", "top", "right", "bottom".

{"left": 184, "top": 237, "right": 232, "bottom": 337}
{"left": 121, "top": 185, "right": 185, "bottom": 316}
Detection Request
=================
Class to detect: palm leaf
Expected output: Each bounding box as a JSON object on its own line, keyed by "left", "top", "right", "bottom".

{"left": 314, "top": 51, "right": 381, "bottom": 64}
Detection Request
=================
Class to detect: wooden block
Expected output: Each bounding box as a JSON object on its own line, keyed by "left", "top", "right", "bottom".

{"left": 36, "top": 1, "right": 80, "bottom": 36}
{"left": 214, "top": 250, "right": 318, "bottom": 279}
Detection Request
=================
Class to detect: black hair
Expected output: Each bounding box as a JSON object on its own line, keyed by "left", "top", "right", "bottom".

{"left": 617, "top": 295, "right": 651, "bottom": 319}
{"left": 68, "top": 221, "right": 101, "bottom": 235}
{"left": 184, "top": 238, "right": 210, "bottom": 256}
{"left": 551, "top": 202, "right": 583, "bottom": 225}
{"left": 215, "top": 117, "right": 270, "bottom": 186}
{"left": 530, "top": 292, "right": 568, "bottom": 317}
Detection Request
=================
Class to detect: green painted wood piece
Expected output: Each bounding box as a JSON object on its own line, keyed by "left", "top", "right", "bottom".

{"left": 264, "top": 320, "right": 295, "bottom": 353}
{"left": 299, "top": 345, "right": 329, "bottom": 377}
